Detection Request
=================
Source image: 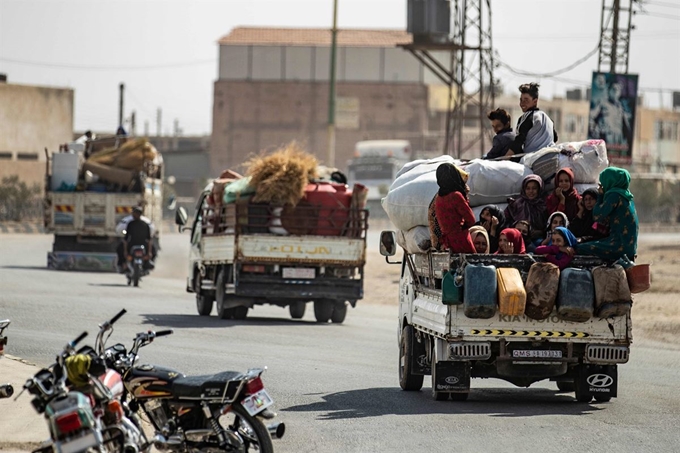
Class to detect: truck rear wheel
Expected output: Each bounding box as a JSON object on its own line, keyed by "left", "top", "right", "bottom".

{"left": 330, "top": 302, "right": 347, "bottom": 324}
{"left": 233, "top": 306, "right": 249, "bottom": 320}
{"left": 399, "top": 326, "right": 424, "bottom": 391}
{"left": 215, "top": 270, "right": 233, "bottom": 320}
{"left": 313, "top": 300, "right": 333, "bottom": 323}
{"left": 557, "top": 381, "right": 575, "bottom": 392}
{"left": 289, "top": 302, "right": 306, "bottom": 319}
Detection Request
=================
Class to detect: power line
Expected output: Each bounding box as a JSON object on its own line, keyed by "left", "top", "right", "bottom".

{"left": 497, "top": 43, "right": 600, "bottom": 78}
{"left": 638, "top": 11, "right": 680, "bottom": 20}
{"left": 0, "top": 57, "right": 216, "bottom": 71}
{"left": 643, "top": 0, "right": 680, "bottom": 9}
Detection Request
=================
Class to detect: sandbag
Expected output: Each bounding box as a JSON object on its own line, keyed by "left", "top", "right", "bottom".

{"left": 396, "top": 226, "right": 431, "bottom": 254}
{"left": 381, "top": 170, "right": 438, "bottom": 231}
{"left": 462, "top": 159, "right": 533, "bottom": 207}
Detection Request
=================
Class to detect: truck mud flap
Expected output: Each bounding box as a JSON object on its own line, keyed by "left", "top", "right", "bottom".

{"left": 434, "top": 361, "right": 470, "bottom": 392}
{"left": 411, "top": 332, "right": 429, "bottom": 375}
{"left": 577, "top": 364, "right": 617, "bottom": 398}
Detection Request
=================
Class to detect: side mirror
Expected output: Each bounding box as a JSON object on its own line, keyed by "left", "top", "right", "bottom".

{"left": 175, "top": 207, "right": 188, "bottom": 227}
{"left": 379, "top": 230, "right": 397, "bottom": 257}
{"left": 167, "top": 195, "right": 177, "bottom": 211}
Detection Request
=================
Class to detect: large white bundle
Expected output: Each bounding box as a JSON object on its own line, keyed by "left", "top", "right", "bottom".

{"left": 391, "top": 155, "right": 462, "bottom": 192}
{"left": 463, "top": 159, "right": 533, "bottom": 208}
{"left": 396, "top": 226, "right": 431, "bottom": 254}
{"left": 574, "top": 183, "right": 598, "bottom": 195}
{"left": 381, "top": 170, "right": 438, "bottom": 231}
{"left": 394, "top": 155, "right": 455, "bottom": 180}
{"left": 557, "top": 140, "right": 608, "bottom": 184}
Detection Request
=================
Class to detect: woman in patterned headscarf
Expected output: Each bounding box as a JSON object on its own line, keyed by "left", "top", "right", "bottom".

{"left": 504, "top": 174, "right": 548, "bottom": 243}
{"left": 428, "top": 163, "right": 476, "bottom": 253}
{"left": 576, "top": 167, "right": 638, "bottom": 261}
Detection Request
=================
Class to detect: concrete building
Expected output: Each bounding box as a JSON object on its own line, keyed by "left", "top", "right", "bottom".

{"left": 147, "top": 135, "right": 210, "bottom": 200}
{"left": 211, "top": 27, "right": 442, "bottom": 176}
{"left": 0, "top": 80, "right": 74, "bottom": 188}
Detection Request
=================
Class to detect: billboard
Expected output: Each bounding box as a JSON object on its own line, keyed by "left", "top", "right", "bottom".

{"left": 587, "top": 72, "right": 639, "bottom": 164}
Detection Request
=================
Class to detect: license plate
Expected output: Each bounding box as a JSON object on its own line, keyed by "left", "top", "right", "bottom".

{"left": 242, "top": 389, "right": 274, "bottom": 416}
{"left": 512, "top": 350, "right": 563, "bottom": 358}
{"left": 282, "top": 268, "right": 315, "bottom": 279}
{"left": 59, "top": 432, "right": 99, "bottom": 453}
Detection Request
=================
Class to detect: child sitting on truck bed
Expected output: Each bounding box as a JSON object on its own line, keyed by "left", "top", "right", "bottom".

{"left": 495, "top": 228, "right": 526, "bottom": 254}
{"left": 430, "top": 163, "right": 476, "bottom": 253}
{"left": 534, "top": 226, "right": 577, "bottom": 269}
{"left": 540, "top": 211, "right": 569, "bottom": 246}
{"left": 504, "top": 174, "right": 548, "bottom": 243}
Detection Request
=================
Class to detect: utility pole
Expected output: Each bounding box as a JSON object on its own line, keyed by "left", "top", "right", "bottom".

{"left": 597, "top": 0, "right": 635, "bottom": 74}
{"left": 118, "top": 83, "right": 125, "bottom": 129}
{"left": 156, "top": 108, "right": 162, "bottom": 137}
{"left": 144, "top": 120, "right": 149, "bottom": 137}
{"left": 326, "top": 0, "right": 339, "bottom": 168}
{"left": 131, "top": 110, "right": 136, "bottom": 136}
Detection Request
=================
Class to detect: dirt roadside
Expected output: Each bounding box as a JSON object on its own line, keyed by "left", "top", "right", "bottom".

{"left": 365, "top": 237, "right": 680, "bottom": 346}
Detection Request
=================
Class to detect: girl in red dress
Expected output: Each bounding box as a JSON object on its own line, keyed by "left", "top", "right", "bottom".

{"left": 431, "top": 163, "right": 476, "bottom": 253}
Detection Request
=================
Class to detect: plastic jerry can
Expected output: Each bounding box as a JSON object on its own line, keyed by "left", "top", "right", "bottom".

{"left": 557, "top": 268, "right": 594, "bottom": 322}
{"left": 524, "top": 262, "right": 560, "bottom": 320}
{"left": 464, "top": 264, "right": 497, "bottom": 319}
{"left": 442, "top": 270, "right": 463, "bottom": 305}
{"left": 496, "top": 267, "right": 527, "bottom": 316}
{"left": 592, "top": 265, "right": 632, "bottom": 318}
{"left": 304, "top": 182, "right": 352, "bottom": 236}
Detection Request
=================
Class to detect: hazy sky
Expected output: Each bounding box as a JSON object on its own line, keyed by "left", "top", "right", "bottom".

{"left": 1, "top": 0, "right": 678, "bottom": 135}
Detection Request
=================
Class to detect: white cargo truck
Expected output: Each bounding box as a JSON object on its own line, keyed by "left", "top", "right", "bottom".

{"left": 380, "top": 231, "right": 631, "bottom": 403}
{"left": 43, "top": 138, "right": 163, "bottom": 271}
{"left": 175, "top": 184, "right": 368, "bottom": 323}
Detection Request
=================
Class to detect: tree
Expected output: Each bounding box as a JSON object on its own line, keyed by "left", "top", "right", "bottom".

{"left": 0, "top": 176, "right": 42, "bottom": 222}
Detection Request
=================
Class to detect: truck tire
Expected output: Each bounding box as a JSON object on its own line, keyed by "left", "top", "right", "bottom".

{"left": 330, "top": 301, "right": 347, "bottom": 324}
{"left": 574, "top": 377, "right": 592, "bottom": 403}
{"left": 215, "top": 270, "right": 234, "bottom": 320}
{"left": 289, "top": 302, "right": 306, "bottom": 319}
{"left": 195, "top": 273, "right": 213, "bottom": 316}
{"left": 233, "top": 306, "right": 249, "bottom": 320}
{"left": 313, "top": 300, "right": 333, "bottom": 323}
{"left": 399, "top": 326, "right": 424, "bottom": 391}
{"left": 557, "top": 381, "right": 575, "bottom": 392}
{"left": 594, "top": 395, "right": 611, "bottom": 403}
{"left": 450, "top": 392, "right": 469, "bottom": 401}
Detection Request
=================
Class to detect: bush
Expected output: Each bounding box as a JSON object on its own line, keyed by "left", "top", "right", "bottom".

{"left": 0, "top": 176, "right": 42, "bottom": 221}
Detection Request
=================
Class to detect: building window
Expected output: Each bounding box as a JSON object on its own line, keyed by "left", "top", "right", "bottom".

{"left": 655, "top": 121, "right": 679, "bottom": 141}
{"left": 17, "top": 153, "right": 39, "bottom": 161}
{"left": 0, "top": 152, "right": 12, "bottom": 160}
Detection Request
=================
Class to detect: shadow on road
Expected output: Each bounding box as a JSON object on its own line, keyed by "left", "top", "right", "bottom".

{"left": 0, "top": 265, "right": 50, "bottom": 271}
{"left": 140, "top": 313, "right": 320, "bottom": 329}
{"left": 88, "top": 283, "right": 131, "bottom": 287}
{"left": 283, "top": 387, "right": 604, "bottom": 419}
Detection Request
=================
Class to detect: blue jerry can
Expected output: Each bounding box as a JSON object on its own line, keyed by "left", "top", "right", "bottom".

{"left": 557, "top": 267, "right": 595, "bottom": 322}
{"left": 464, "top": 264, "right": 497, "bottom": 319}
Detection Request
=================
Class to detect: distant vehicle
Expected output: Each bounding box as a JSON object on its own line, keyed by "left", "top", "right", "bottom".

{"left": 347, "top": 140, "right": 412, "bottom": 201}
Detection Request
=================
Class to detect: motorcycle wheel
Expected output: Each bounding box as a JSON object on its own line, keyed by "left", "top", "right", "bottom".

{"left": 133, "top": 266, "right": 141, "bottom": 287}
{"left": 222, "top": 403, "right": 274, "bottom": 453}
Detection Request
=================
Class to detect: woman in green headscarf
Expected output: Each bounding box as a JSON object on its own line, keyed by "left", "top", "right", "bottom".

{"left": 576, "top": 167, "right": 638, "bottom": 260}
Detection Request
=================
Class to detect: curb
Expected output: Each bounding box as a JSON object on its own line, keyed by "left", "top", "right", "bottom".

{"left": 0, "top": 223, "right": 45, "bottom": 234}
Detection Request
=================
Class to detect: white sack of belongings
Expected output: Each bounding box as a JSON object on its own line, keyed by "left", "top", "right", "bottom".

{"left": 462, "top": 159, "right": 533, "bottom": 208}
{"left": 574, "top": 183, "right": 598, "bottom": 195}
{"left": 556, "top": 139, "right": 609, "bottom": 184}
{"left": 396, "top": 226, "right": 431, "bottom": 254}
{"left": 381, "top": 170, "right": 438, "bottom": 231}
{"left": 391, "top": 155, "right": 463, "bottom": 192}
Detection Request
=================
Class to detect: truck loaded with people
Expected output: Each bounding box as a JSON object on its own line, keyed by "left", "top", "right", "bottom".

{"left": 43, "top": 135, "right": 163, "bottom": 272}
{"left": 379, "top": 84, "right": 650, "bottom": 402}
{"left": 175, "top": 143, "right": 368, "bottom": 323}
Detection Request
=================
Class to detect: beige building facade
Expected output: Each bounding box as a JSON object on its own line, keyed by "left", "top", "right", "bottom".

{"left": 0, "top": 81, "right": 74, "bottom": 187}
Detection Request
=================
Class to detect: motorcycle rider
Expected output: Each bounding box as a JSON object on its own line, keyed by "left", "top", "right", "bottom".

{"left": 116, "top": 205, "right": 157, "bottom": 273}
{"left": 122, "top": 206, "right": 153, "bottom": 272}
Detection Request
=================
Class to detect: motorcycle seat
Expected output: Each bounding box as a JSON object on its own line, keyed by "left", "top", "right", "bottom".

{"left": 172, "top": 371, "right": 243, "bottom": 398}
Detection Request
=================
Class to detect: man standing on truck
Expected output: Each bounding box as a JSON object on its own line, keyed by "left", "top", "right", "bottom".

{"left": 506, "top": 83, "right": 558, "bottom": 156}
{"left": 120, "top": 206, "right": 153, "bottom": 272}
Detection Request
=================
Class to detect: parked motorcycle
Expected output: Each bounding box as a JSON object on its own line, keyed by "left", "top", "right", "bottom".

{"left": 0, "top": 319, "right": 13, "bottom": 398}
{"left": 103, "top": 325, "right": 284, "bottom": 453}
{"left": 18, "top": 331, "right": 125, "bottom": 453}
{"left": 126, "top": 245, "right": 150, "bottom": 287}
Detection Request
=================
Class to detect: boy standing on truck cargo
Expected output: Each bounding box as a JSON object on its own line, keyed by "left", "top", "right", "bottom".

{"left": 506, "top": 83, "right": 558, "bottom": 156}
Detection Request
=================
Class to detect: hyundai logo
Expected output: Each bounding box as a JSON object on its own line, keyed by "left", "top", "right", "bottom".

{"left": 587, "top": 374, "right": 614, "bottom": 388}
{"left": 445, "top": 376, "right": 459, "bottom": 385}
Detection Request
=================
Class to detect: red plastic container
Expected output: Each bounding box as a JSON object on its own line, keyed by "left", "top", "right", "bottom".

{"left": 303, "top": 182, "right": 352, "bottom": 236}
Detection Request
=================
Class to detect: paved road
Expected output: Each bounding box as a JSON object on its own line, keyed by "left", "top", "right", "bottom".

{"left": 1, "top": 234, "right": 679, "bottom": 452}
